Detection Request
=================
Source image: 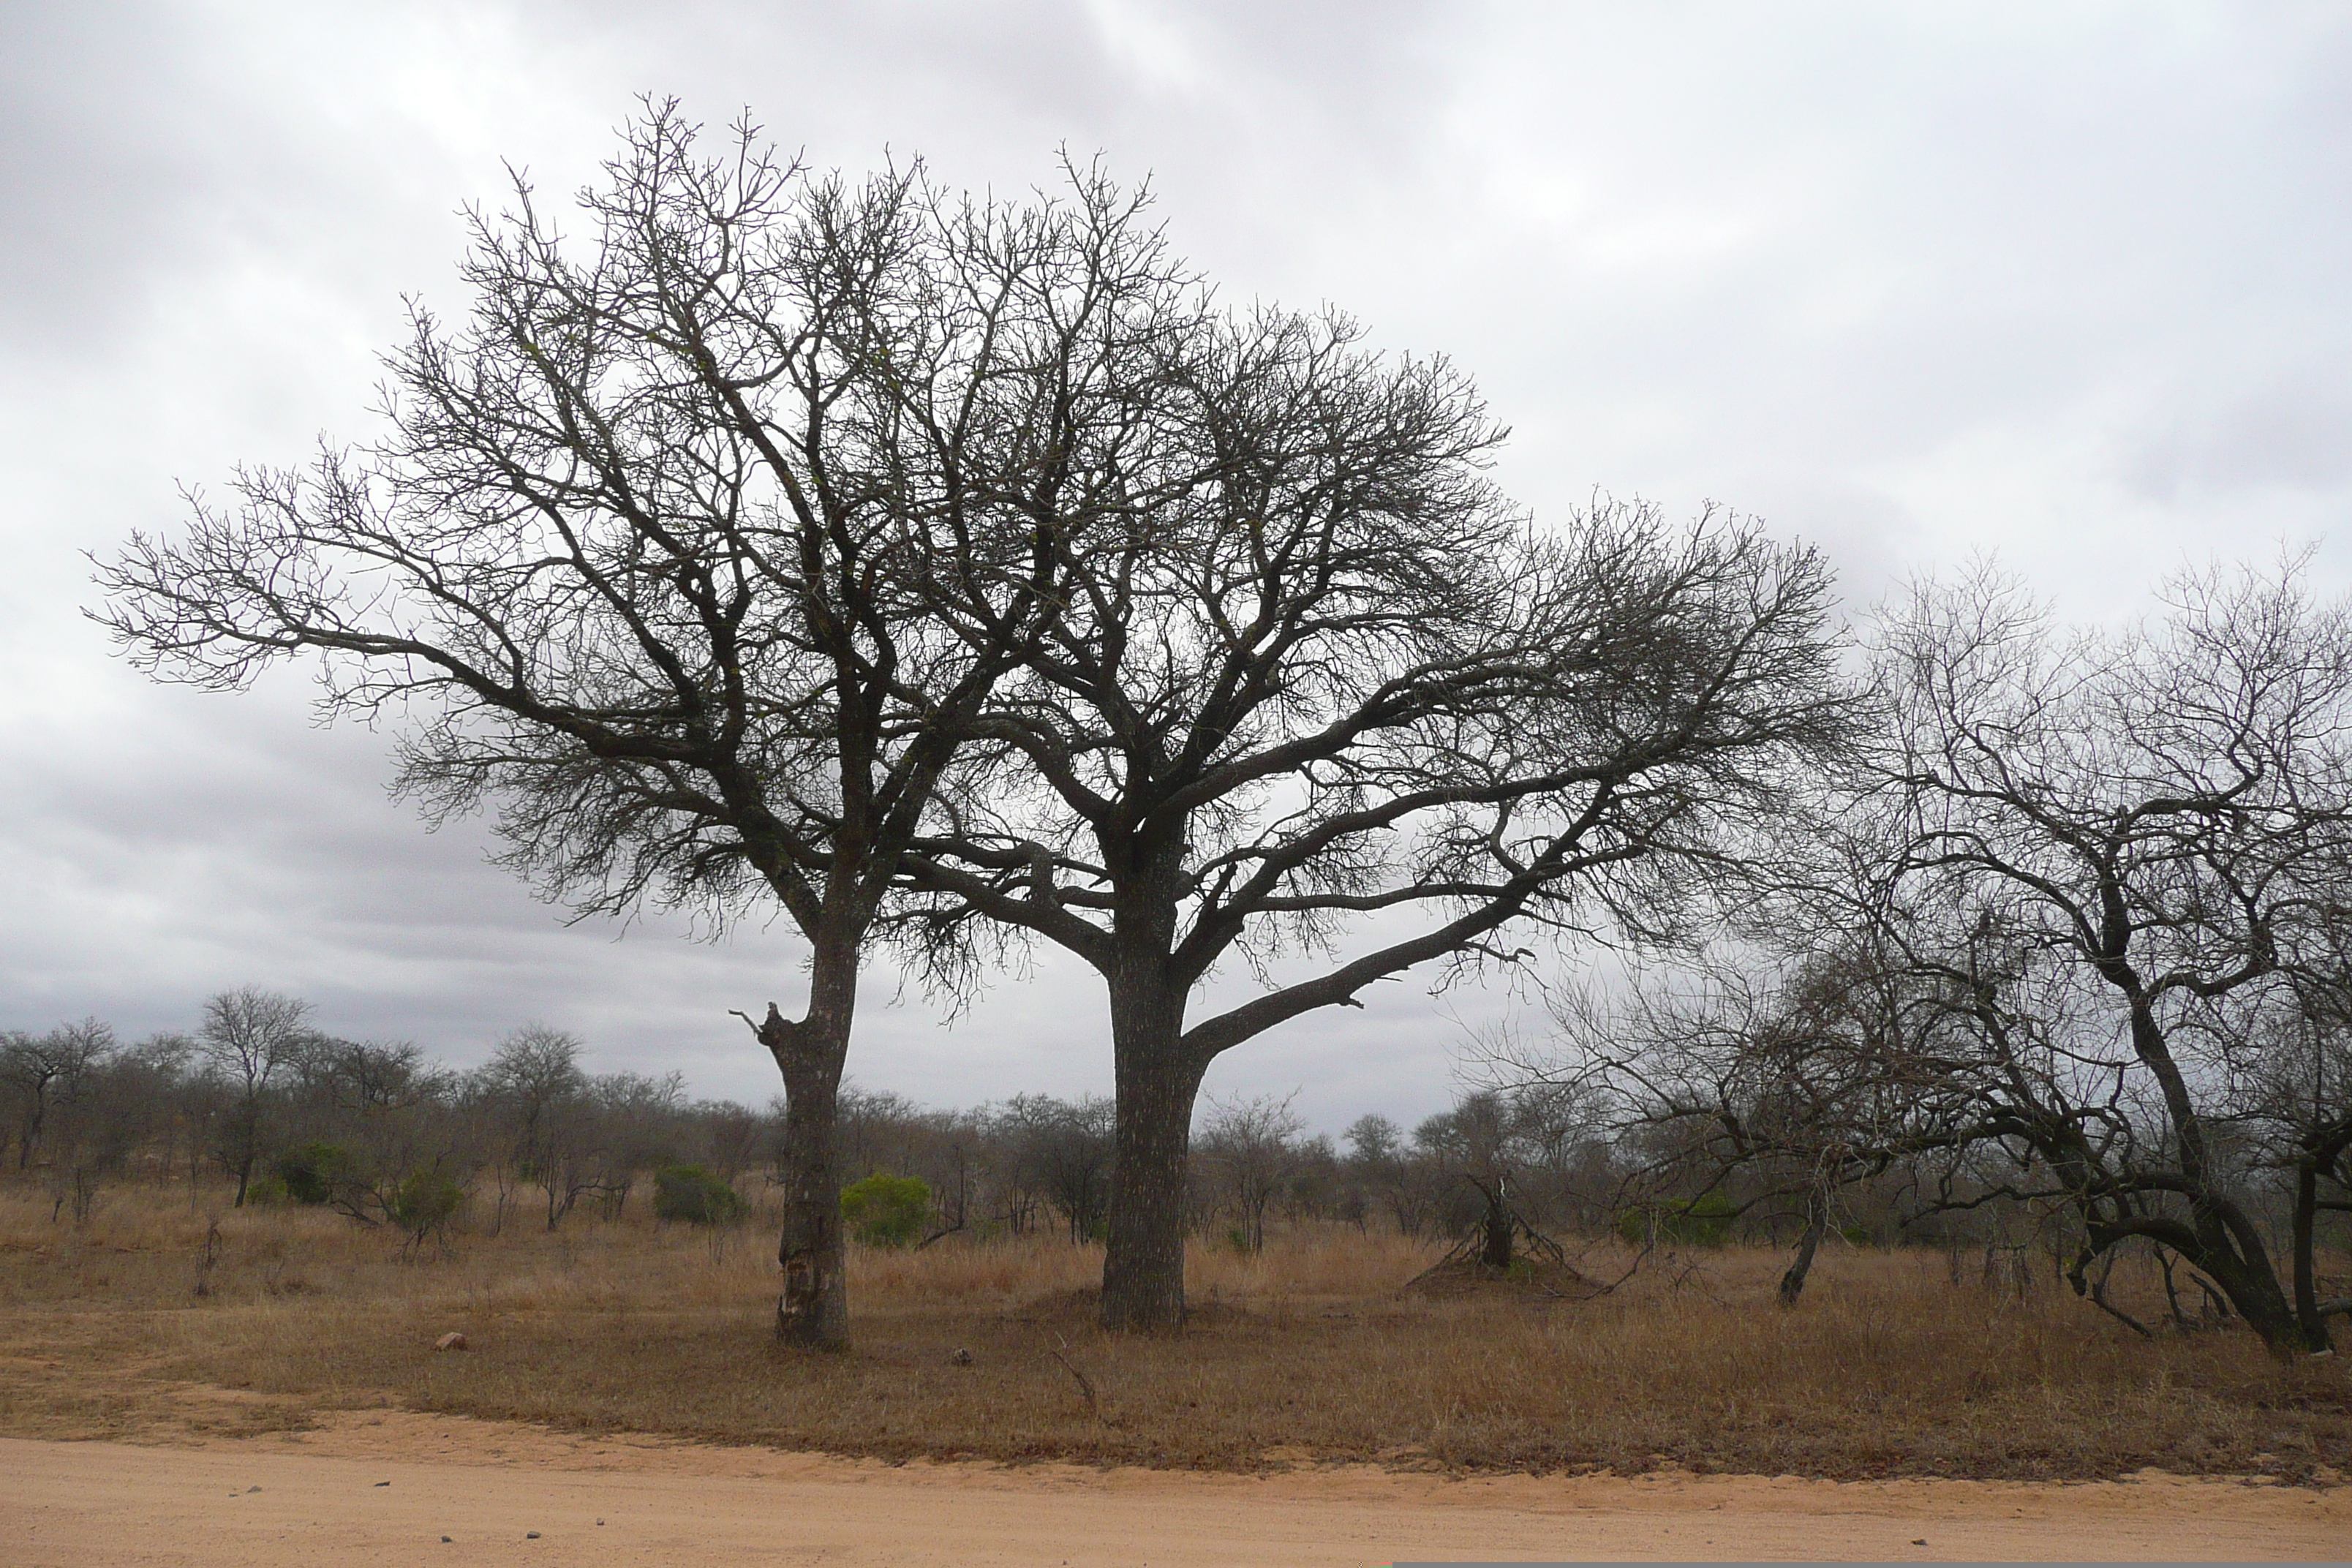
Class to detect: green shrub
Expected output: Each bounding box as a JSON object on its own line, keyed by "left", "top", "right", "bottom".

{"left": 388, "top": 1170, "right": 465, "bottom": 1240}
{"left": 840, "top": 1172, "right": 931, "bottom": 1248}
{"left": 273, "top": 1142, "right": 356, "bottom": 1205}
{"left": 1615, "top": 1193, "right": 1738, "bottom": 1247}
{"left": 654, "top": 1164, "right": 746, "bottom": 1226}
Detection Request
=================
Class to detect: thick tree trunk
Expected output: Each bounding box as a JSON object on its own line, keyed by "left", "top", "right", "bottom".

{"left": 1099, "top": 973, "right": 1204, "bottom": 1332}
{"left": 2193, "top": 1204, "right": 2301, "bottom": 1353}
{"left": 1777, "top": 1188, "right": 1828, "bottom": 1308}
{"left": 752, "top": 940, "right": 858, "bottom": 1350}
{"left": 2097, "top": 1199, "right": 2303, "bottom": 1353}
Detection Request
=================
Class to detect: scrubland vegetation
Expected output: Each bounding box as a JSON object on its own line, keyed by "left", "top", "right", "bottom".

{"left": 5, "top": 985, "right": 2348, "bottom": 1486}
{"left": 45, "top": 103, "right": 2352, "bottom": 1491}
{"left": 2, "top": 1180, "right": 2345, "bottom": 1482}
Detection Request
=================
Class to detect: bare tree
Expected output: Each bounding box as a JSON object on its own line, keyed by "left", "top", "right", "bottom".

{"left": 1, "top": 1019, "right": 113, "bottom": 1171}
{"left": 1196, "top": 1090, "right": 1304, "bottom": 1252}
{"left": 1523, "top": 944, "right": 1964, "bottom": 1304}
{"left": 998, "top": 1093, "right": 1117, "bottom": 1243}
{"left": 473, "top": 1024, "right": 598, "bottom": 1229}
{"left": 1343, "top": 1112, "right": 1439, "bottom": 1237}
{"left": 196, "top": 989, "right": 315, "bottom": 1206}
{"left": 903, "top": 452, "right": 1849, "bottom": 1324}
{"left": 2254, "top": 919, "right": 2352, "bottom": 1343}
{"left": 1548, "top": 559, "right": 2352, "bottom": 1350}
{"left": 97, "top": 106, "right": 1096, "bottom": 1345}
{"left": 1861, "top": 559, "right": 2352, "bottom": 1352}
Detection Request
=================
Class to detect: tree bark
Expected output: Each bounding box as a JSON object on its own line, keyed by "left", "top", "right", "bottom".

{"left": 2087, "top": 1200, "right": 2302, "bottom": 1353}
{"left": 1476, "top": 1178, "right": 1515, "bottom": 1269}
{"left": 1777, "top": 1188, "right": 1828, "bottom": 1307}
{"left": 1099, "top": 970, "right": 1204, "bottom": 1331}
{"left": 750, "top": 941, "right": 859, "bottom": 1350}
{"left": 2193, "top": 1204, "right": 2301, "bottom": 1352}
{"left": 2291, "top": 1162, "right": 2332, "bottom": 1353}
{"left": 2291, "top": 1130, "right": 2349, "bottom": 1354}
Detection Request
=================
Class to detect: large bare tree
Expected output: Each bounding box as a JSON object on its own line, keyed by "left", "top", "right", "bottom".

{"left": 93, "top": 106, "right": 1155, "bottom": 1343}
{"left": 894, "top": 289, "right": 1852, "bottom": 1326}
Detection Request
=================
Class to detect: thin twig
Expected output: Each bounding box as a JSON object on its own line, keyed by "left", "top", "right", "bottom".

{"left": 1048, "top": 1334, "right": 1115, "bottom": 1426}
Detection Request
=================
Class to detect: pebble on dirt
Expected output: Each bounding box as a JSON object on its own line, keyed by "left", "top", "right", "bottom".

{"left": 434, "top": 1330, "right": 468, "bottom": 1352}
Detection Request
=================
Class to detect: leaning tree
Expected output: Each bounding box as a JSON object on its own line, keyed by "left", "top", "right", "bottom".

{"left": 1568, "top": 560, "right": 2352, "bottom": 1351}
{"left": 92, "top": 105, "right": 1170, "bottom": 1343}
{"left": 894, "top": 275, "right": 1852, "bottom": 1326}
{"left": 1850, "top": 559, "right": 2352, "bottom": 1353}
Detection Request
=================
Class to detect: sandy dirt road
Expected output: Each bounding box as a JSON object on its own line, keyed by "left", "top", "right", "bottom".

{"left": 4, "top": 1411, "right": 2344, "bottom": 1565}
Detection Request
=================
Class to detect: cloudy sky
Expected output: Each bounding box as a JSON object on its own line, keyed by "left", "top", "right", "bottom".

{"left": 4, "top": 1, "right": 2348, "bottom": 1128}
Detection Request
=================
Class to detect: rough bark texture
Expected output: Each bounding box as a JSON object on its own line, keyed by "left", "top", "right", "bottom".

{"left": 1098, "top": 968, "right": 1204, "bottom": 1330}
{"left": 750, "top": 945, "right": 859, "bottom": 1349}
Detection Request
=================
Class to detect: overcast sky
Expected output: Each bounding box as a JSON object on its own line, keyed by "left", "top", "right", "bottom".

{"left": 4, "top": 1, "right": 2348, "bottom": 1130}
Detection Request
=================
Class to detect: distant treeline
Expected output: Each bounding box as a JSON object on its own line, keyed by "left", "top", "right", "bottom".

{"left": 7, "top": 984, "right": 2141, "bottom": 1259}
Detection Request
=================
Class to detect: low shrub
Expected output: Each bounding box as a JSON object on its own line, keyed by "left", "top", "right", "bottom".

{"left": 272, "top": 1142, "right": 356, "bottom": 1206}
{"left": 1615, "top": 1193, "right": 1739, "bottom": 1247}
{"left": 654, "top": 1164, "right": 746, "bottom": 1226}
{"left": 840, "top": 1172, "right": 930, "bottom": 1248}
{"left": 388, "top": 1169, "right": 466, "bottom": 1244}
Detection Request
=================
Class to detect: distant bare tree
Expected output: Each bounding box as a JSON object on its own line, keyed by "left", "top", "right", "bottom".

{"left": 474, "top": 1025, "right": 599, "bottom": 1229}
{"left": 196, "top": 989, "right": 315, "bottom": 1206}
{"left": 998, "top": 1094, "right": 1117, "bottom": 1243}
{"left": 1, "top": 1019, "right": 113, "bottom": 1171}
{"left": 697, "top": 1099, "right": 768, "bottom": 1186}
{"left": 1196, "top": 1090, "right": 1304, "bottom": 1252}
{"left": 1343, "top": 1113, "right": 1438, "bottom": 1237}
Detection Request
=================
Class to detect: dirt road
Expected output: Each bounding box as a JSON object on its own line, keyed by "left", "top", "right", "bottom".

{"left": 5, "top": 1411, "right": 2342, "bottom": 1564}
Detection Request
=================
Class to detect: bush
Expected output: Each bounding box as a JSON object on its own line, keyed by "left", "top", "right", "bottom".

{"left": 273, "top": 1142, "right": 356, "bottom": 1205}
{"left": 653, "top": 1164, "right": 746, "bottom": 1226}
{"left": 388, "top": 1170, "right": 465, "bottom": 1242}
{"left": 840, "top": 1172, "right": 931, "bottom": 1248}
{"left": 1615, "top": 1193, "right": 1738, "bottom": 1247}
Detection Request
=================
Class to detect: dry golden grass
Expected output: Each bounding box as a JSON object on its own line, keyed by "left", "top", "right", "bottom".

{"left": 2, "top": 1181, "right": 2347, "bottom": 1483}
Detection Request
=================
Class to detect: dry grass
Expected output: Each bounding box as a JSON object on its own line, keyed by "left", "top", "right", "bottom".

{"left": 2, "top": 1182, "right": 2347, "bottom": 1482}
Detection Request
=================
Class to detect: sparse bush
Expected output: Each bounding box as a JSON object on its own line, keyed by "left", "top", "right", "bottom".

{"left": 388, "top": 1169, "right": 465, "bottom": 1248}
{"left": 653, "top": 1164, "right": 745, "bottom": 1226}
{"left": 272, "top": 1142, "right": 354, "bottom": 1206}
{"left": 840, "top": 1172, "right": 930, "bottom": 1248}
{"left": 244, "top": 1174, "right": 290, "bottom": 1207}
{"left": 1616, "top": 1193, "right": 1738, "bottom": 1247}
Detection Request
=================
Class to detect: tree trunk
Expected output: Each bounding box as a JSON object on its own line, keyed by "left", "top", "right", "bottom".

{"left": 1777, "top": 1188, "right": 1828, "bottom": 1307}
{"left": 1477, "top": 1179, "right": 1514, "bottom": 1269}
{"left": 752, "top": 940, "right": 858, "bottom": 1350}
{"left": 2292, "top": 1150, "right": 2340, "bottom": 1354}
{"left": 2193, "top": 1206, "right": 2301, "bottom": 1353}
{"left": 2103, "top": 1200, "right": 2303, "bottom": 1353}
{"left": 1099, "top": 974, "right": 1203, "bottom": 1332}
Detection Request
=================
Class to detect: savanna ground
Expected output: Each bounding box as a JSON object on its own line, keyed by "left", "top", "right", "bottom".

{"left": 3, "top": 1183, "right": 2348, "bottom": 1488}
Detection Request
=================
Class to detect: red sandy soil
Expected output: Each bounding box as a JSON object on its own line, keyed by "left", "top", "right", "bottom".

{"left": 5, "top": 1409, "right": 2345, "bottom": 1564}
